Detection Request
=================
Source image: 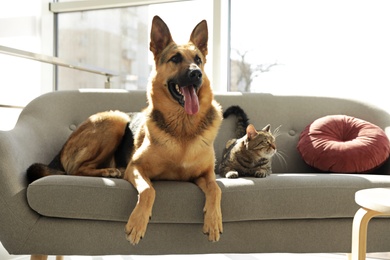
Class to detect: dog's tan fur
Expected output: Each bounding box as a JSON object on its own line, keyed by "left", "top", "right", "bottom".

{"left": 124, "top": 16, "right": 223, "bottom": 245}
{"left": 61, "top": 110, "right": 130, "bottom": 177}
{"left": 27, "top": 15, "right": 222, "bottom": 252}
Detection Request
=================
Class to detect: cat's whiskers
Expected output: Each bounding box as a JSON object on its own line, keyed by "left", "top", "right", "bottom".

{"left": 271, "top": 125, "right": 287, "bottom": 169}
{"left": 274, "top": 149, "right": 288, "bottom": 169}
{"left": 273, "top": 125, "right": 283, "bottom": 138}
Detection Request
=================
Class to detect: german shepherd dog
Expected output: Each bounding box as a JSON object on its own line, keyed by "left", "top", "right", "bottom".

{"left": 27, "top": 16, "right": 223, "bottom": 248}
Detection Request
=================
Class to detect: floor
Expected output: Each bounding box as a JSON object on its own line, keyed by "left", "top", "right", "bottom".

{"left": 3, "top": 249, "right": 390, "bottom": 260}
{"left": 2, "top": 238, "right": 390, "bottom": 260}
{"left": 35, "top": 253, "right": 390, "bottom": 260}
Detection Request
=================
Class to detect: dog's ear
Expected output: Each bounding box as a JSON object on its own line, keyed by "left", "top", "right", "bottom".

{"left": 190, "top": 20, "right": 208, "bottom": 57}
{"left": 150, "top": 16, "right": 173, "bottom": 57}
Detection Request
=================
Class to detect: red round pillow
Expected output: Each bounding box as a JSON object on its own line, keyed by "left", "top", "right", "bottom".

{"left": 297, "top": 115, "right": 390, "bottom": 173}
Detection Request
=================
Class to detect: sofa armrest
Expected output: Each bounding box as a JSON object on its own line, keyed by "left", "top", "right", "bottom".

{"left": 0, "top": 126, "right": 42, "bottom": 252}
{"left": 0, "top": 90, "right": 150, "bottom": 253}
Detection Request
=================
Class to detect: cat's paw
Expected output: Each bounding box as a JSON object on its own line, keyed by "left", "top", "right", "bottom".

{"left": 103, "top": 168, "right": 123, "bottom": 178}
{"left": 254, "top": 170, "right": 268, "bottom": 178}
{"left": 225, "top": 171, "right": 239, "bottom": 178}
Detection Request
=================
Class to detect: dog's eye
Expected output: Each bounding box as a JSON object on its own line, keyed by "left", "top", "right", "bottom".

{"left": 169, "top": 54, "right": 182, "bottom": 64}
{"left": 194, "top": 55, "right": 202, "bottom": 65}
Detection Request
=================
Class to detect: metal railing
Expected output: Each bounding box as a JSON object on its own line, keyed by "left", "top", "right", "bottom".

{"left": 0, "top": 45, "right": 118, "bottom": 89}
{"left": 0, "top": 104, "right": 24, "bottom": 109}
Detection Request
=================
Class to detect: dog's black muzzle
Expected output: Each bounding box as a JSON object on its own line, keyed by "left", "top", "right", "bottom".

{"left": 168, "top": 65, "right": 203, "bottom": 108}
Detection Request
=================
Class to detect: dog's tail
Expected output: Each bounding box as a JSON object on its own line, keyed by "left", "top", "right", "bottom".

{"left": 223, "top": 105, "right": 250, "bottom": 138}
{"left": 26, "top": 153, "right": 66, "bottom": 183}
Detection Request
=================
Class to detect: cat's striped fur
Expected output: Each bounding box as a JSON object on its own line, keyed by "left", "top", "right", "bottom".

{"left": 218, "top": 106, "right": 277, "bottom": 178}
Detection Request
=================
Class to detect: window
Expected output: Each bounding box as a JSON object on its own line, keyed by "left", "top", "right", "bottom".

{"left": 230, "top": 0, "right": 390, "bottom": 111}
{"left": 0, "top": 0, "right": 54, "bottom": 130}
{"left": 2, "top": 0, "right": 390, "bottom": 131}
{"left": 56, "top": 0, "right": 214, "bottom": 91}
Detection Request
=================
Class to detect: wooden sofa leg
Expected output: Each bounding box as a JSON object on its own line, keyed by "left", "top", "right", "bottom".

{"left": 30, "top": 255, "right": 48, "bottom": 260}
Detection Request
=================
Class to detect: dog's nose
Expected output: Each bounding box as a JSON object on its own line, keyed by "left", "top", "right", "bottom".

{"left": 188, "top": 68, "right": 202, "bottom": 81}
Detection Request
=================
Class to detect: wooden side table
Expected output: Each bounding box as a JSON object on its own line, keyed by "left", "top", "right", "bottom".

{"left": 351, "top": 188, "right": 390, "bottom": 260}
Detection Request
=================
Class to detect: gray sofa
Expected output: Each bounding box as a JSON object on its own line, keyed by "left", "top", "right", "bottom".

{"left": 1, "top": 90, "right": 390, "bottom": 257}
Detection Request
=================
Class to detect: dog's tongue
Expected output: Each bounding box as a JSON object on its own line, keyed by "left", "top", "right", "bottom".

{"left": 181, "top": 86, "right": 199, "bottom": 115}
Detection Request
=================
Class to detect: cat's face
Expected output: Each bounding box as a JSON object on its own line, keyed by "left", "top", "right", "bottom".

{"left": 245, "top": 124, "right": 276, "bottom": 159}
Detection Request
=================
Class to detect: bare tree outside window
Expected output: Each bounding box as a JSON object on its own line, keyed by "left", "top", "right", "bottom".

{"left": 230, "top": 49, "right": 278, "bottom": 92}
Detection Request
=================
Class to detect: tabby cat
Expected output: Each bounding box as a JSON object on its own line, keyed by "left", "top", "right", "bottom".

{"left": 218, "top": 105, "right": 278, "bottom": 178}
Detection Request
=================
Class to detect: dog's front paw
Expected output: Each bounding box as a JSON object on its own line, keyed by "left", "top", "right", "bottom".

{"left": 125, "top": 209, "right": 151, "bottom": 245}
{"left": 203, "top": 210, "right": 223, "bottom": 242}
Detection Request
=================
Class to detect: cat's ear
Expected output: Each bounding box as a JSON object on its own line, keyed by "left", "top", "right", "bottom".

{"left": 262, "top": 124, "right": 271, "bottom": 132}
{"left": 246, "top": 124, "right": 257, "bottom": 140}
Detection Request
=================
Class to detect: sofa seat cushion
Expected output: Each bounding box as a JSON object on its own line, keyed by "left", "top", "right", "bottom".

{"left": 297, "top": 115, "right": 390, "bottom": 173}
{"left": 27, "top": 174, "right": 390, "bottom": 223}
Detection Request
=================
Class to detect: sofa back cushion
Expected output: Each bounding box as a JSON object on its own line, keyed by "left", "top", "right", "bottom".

{"left": 215, "top": 93, "right": 390, "bottom": 174}
{"left": 19, "top": 90, "right": 390, "bottom": 174}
